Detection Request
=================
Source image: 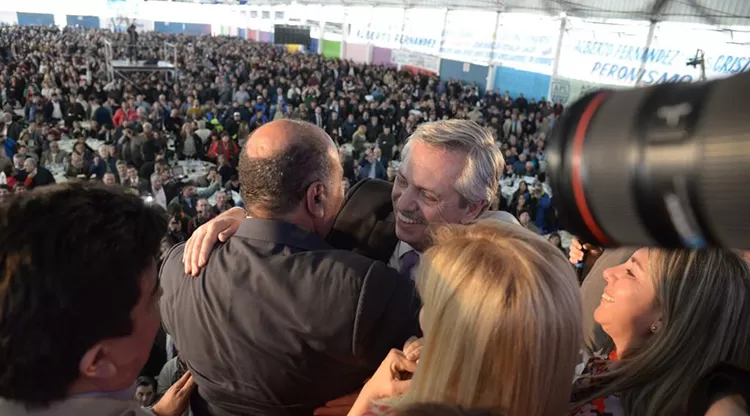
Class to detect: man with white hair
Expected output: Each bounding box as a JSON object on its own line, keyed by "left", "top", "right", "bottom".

{"left": 22, "top": 157, "right": 56, "bottom": 189}
{"left": 181, "top": 119, "right": 518, "bottom": 277}
{"left": 387, "top": 119, "right": 512, "bottom": 277}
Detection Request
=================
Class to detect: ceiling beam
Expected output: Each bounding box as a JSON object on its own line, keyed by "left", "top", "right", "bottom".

{"left": 686, "top": 0, "right": 722, "bottom": 26}
{"left": 647, "top": 0, "right": 670, "bottom": 19}
{"left": 540, "top": 0, "right": 568, "bottom": 17}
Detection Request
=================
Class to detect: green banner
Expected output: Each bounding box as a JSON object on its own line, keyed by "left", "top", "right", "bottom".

{"left": 322, "top": 40, "right": 341, "bottom": 59}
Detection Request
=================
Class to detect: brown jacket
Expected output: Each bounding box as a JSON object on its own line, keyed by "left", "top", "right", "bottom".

{"left": 0, "top": 397, "right": 153, "bottom": 416}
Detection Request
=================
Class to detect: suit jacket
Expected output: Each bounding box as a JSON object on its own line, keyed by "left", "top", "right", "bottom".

{"left": 309, "top": 112, "right": 326, "bottom": 129}
{"left": 40, "top": 150, "right": 68, "bottom": 167}
{"left": 502, "top": 119, "right": 522, "bottom": 138}
{"left": 376, "top": 134, "right": 395, "bottom": 166}
{"left": 358, "top": 160, "right": 387, "bottom": 181}
{"left": 326, "top": 179, "right": 398, "bottom": 264}
{"left": 0, "top": 397, "right": 151, "bottom": 416}
{"left": 27, "top": 167, "right": 56, "bottom": 189}
{"left": 44, "top": 100, "right": 67, "bottom": 120}
{"left": 160, "top": 219, "right": 421, "bottom": 416}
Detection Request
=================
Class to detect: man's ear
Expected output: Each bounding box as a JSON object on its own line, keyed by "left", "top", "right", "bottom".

{"left": 460, "top": 200, "right": 487, "bottom": 224}
{"left": 305, "top": 181, "right": 327, "bottom": 219}
{"left": 79, "top": 343, "right": 117, "bottom": 380}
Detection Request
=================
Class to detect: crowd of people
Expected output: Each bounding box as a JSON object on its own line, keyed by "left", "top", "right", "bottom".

{"left": 1, "top": 22, "right": 749, "bottom": 416}
{"left": 0, "top": 24, "right": 563, "bottom": 240}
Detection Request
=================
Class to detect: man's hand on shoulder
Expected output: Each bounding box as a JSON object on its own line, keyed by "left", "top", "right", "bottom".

{"left": 183, "top": 206, "right": 245, "bottom": 276}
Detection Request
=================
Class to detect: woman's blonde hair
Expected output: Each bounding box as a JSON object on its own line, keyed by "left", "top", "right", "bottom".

{"left": 396, "top": 220, "right": 582, "bottom": 416}
{"left": 575, "top": 248, "right": 750, "bottom": 416}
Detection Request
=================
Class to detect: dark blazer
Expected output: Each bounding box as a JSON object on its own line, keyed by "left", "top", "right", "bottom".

{"left": 326, "top": 178, "right": 398, "bottom": 264}
{"left": 357, "top": 160, "right": 387, "bottom": 181}
{"left": 159, "top": 218, "right": 420, "bottom": 416}
{"left": 27, "top": 166, "right": 56, "bottom": 189}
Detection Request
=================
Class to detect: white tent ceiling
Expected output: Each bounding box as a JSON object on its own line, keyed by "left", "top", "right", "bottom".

{"left": 222, "top": 0, "right": 750, "bottom": 26}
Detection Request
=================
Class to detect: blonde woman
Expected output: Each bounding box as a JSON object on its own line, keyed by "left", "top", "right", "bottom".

{"left": 348, "top": 220, "right": 582, "bottom": 416}
{"left": 570, "top": 248, "right": 750, "bottom": 416}
{"left": 40, "top": 80, "right": 54, "bottom": 99}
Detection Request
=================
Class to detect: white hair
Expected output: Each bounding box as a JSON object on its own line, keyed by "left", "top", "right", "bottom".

{"left": 401, "top": 119, "right": 504, "bottom": 207}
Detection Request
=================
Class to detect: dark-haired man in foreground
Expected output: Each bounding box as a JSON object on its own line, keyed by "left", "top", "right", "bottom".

{"left": 159, "top": 120, "right": 420, "bottom": 415}
{"left": 0, "top": 182, "right": 194, "bottom": 416}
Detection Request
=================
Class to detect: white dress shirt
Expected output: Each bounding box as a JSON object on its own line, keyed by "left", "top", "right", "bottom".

{"left": 51, "top": 101, "right": 63, "bottom": 120}
{"left": 388, "top": 240, "right": 421, "bottom": 271}
{"left": 388, "top": 213, "right": 519, "bottom": 272}
{"left": 153, "top": 186, "right": 167, "bottom": 210}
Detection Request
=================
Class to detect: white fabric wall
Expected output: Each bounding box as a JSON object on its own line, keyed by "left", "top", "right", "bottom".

{"left": 0, "top": 11, "right": 17, "bottom": 24}
{"left": 493, "top": 13, "right": 562, "bottom": 74}
{"left": 344, "top": 42, "right": 370, "bottom": 63}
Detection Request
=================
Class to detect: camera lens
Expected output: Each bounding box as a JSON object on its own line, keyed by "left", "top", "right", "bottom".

{"left": 546, "top": 71, "right": 750, "bottom": 249}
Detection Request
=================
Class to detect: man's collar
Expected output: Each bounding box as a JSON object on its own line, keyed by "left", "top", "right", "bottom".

{"left": 396, "top": 240, "right": 420, "bottom": 259}
{"left": 70, "top": 383, "right": 135, "bottom": 401}
{"left": 235, "top": 218, "right": 332, "bottom": 252}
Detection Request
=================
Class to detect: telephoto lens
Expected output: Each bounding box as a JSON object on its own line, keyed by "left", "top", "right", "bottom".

{"left": 546, "top": 71, "right": 750, "bottom": 249}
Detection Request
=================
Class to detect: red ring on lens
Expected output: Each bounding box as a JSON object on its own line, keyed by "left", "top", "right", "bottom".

{"left": 571, "top": 92, "right": 611, "bottom": 246}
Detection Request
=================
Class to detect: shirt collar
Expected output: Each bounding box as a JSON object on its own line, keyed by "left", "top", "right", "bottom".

{"left": 396, "top": 240, "right": 420, "bottom": 259}
{"left": 235, "top": 218, "right": 332, "bottom": 252}
{"left": 70, "top": 383, "right": 135, "bottom": 400}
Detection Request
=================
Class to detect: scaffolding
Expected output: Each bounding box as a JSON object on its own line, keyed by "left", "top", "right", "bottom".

{"left": 102, "top": 39, "right": 178, "bottom": 86}
{"left": 163, "top": 42, "right": 178, "bottom": 67}
{"left": 103, "top": 39, "right": 114, "bottom": 82}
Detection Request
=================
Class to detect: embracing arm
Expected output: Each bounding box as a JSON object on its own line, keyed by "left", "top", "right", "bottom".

{"left": 183, "top": 206, "right": 245, "bottom": 275}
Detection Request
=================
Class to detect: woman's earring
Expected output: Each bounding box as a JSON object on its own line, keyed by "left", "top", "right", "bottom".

{"left": 651, "top": 325, "right": 658, "bottom": 333}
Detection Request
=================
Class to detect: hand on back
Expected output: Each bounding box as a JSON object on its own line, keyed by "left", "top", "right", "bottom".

{"left": 183, "top": 206, "right": 245, "bottom": 275}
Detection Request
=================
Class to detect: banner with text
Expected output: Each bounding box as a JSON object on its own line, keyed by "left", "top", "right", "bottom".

{"left": 400, "top": 8, "right": 444, "bottom": 54}
{"left": 649, "top": 22, "right": 750, "bottom": 81}
{"left": 391, "top": 49, "right": 440, "bottom": 74}
{"left": 492, "top": 14, "right": 561, "bottom": 75}
{"left": 440, "top": 10, "right": 497, "bottom": 65}
{"left": 548, "top": 75, "right": 624, "bottom": 106}
{"left": 557, "top": 19, "right": 748, "bottom": 86}
{"left": 348, "top": 7, "right": 404, "bottom": 49}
